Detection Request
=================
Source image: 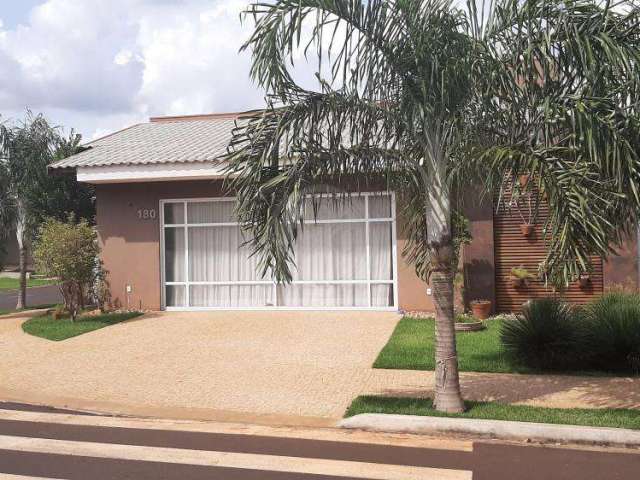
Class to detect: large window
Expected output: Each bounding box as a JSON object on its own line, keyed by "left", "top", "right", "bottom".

{"left": 161, "top": 193, "right": 397, "bottom": 309}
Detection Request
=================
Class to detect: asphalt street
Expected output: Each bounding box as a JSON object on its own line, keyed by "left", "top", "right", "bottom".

{"left": 0, "top": 285, "right": 61, "bottom": 311}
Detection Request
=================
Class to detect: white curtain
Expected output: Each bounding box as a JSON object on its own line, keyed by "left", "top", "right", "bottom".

{"left": 164, "top": 196, "right": 395, "bottom": 308}
{"left": 368, "top": 195, "right": 392, "bottom": 218}
{"left": 188, "top": 227, "right": 261, "bottom": 282}
{"left": 291, "top": 223, "right": 367, "bottom": 281}
{"left": 188, "top": 201, "right": 235, "bottom": 223}
{"left": 190, "top": 285, "right": 274, "bottom": 307}
{"left": 369, "top": 222, "right": 394, "bottom": 307}
{"left": 278, "top": 284, "right": 368, "bottom": 307}
{"left": 304, "top": 196, "right": 366, "bottom": 220}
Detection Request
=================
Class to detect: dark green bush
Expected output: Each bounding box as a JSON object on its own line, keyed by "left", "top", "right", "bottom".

{"left": 581, "top": 292, "right": 640, "bottom": 374}
{"left": 500, "top": 298, "right": 585, "bottom": 370}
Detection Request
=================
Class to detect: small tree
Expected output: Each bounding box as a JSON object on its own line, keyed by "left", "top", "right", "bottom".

{"left": 33, "top": 217, "right": 101, "bottom": 321}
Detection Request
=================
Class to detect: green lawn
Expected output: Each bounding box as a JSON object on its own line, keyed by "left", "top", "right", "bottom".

{"left": 374, "top": 317, "right": 621, "bottom": 376}
{"left": 345, "top": 396, "right": 640, "bottom": 430}
{"left": 22, "top": 311, "right": 143, "bottom": 341}
{"left": 0, "top": 277, "right": 57, "bottom": 291}
{"left": 374, "top": 317, "right": 531, "bottom": 373}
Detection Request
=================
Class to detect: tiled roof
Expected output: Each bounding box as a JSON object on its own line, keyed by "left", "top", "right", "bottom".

{"left": 50, "top": 114, "right": 250, "bottom": 169}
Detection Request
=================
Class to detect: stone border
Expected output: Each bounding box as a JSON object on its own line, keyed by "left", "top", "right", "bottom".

{"left": 454, "top": 321, "right": 485, "bottom": 332}
{"left": 339, "top": 414, "right": 640, "bottom": 447}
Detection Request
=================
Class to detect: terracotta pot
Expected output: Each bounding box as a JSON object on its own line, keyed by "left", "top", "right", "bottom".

{"left": 519, "top": 174, "right": 530, "bottom": 188}
{"left": 579, "top": 274, "right": 591, "bottom": 288}
{"left": 520, "top": 223, "right": 534, "bottom": 237}
{"left": 511, "top": 277, "right": 525, "bottom": 289}
{"left": 471, "top": 301, "right": 492, "bottom": 320}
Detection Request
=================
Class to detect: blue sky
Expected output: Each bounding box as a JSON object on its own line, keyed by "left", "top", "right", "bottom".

{"left": 0, "top": 0, "right": 311, "bottom": 140}
{"left": 0, "top": 1, "right": 43, "bottom": 28}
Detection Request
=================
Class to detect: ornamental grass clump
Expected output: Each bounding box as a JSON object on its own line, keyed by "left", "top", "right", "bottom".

{"left": 500, "top": 298, "right": 585, "bottom": 370}
{"left": 581, "top": 292, "right": 640, "bottom": 374}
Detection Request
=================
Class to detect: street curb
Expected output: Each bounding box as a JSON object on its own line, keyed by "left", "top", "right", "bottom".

{"left": 0, "top": 308, "right": 51, "bottom": 320}
{"left": 339, "top": 414, "right": 640, "bottom": 447}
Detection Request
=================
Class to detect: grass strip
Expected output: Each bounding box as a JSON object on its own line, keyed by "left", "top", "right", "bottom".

{"left": 22, "top": 311, "right": 143, "bottom": 341}
{"left": 0, "top": 278, "right": 57, "bottom": 291}
{"left": 345, "top": 395, "right": 640, "bottom": 430}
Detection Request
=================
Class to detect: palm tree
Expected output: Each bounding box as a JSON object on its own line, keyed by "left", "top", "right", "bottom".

{"left": 225, "top": 0, "right": 640, "bottom": 412}
{"left": 0, "top": 113, "right": 59, "bottom": 309}
{"left": 29, "top": 130, "right": 95, "bottom": 228}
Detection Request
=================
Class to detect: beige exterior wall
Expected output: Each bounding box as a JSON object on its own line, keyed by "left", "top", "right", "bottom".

{"left": 95, "top": 180, "right": 436, "bottom": 312}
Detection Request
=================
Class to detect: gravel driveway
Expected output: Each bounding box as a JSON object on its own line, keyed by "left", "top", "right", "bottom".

{"left": 2, "top": 310, "right": 638, "bottom": 423}
{"left": 0, "top": 311, "right": 402, "bottom": 422}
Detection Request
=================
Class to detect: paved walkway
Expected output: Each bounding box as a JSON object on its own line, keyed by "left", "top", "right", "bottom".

{"left": 0, "top": 311, "right": 638, "bottom": 423}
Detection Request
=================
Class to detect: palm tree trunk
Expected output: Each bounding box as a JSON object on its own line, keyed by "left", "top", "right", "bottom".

{"left": 15, "top": 200, "right": 27, "bottom": 310}
{"left": 426, "top": 166, "right": 465, "bottom": 413}
{"left": 16, "top": 244, "right": 27, "bottom": 310}
{"left": 431, "top": 268, "right": 464, "bottom": 412}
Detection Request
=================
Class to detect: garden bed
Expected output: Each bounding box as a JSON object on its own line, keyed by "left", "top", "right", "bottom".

{"left": 22, "top": 311, "right": 143, "bottom": 341}
{"left": 345, "top": 395, "right": 640, "bottom": 430}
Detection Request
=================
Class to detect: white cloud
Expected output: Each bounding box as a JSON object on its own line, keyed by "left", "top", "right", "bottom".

{"left": 0, "top": 0, "right": 338, "bottom": 141}
{"left": 114, "top": 49, "right": 134, "bottom": 66}
{"left": 0, "top": 0, "right": 257, "bottom": 139}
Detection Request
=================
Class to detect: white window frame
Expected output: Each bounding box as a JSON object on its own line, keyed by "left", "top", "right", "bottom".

{"left": 159, "top": 193, "right": 399, "bottom": 311}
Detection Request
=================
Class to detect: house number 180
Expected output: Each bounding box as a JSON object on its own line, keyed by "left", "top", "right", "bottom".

{"left": 137, "top": 208, "right": 157, "bottom": 220}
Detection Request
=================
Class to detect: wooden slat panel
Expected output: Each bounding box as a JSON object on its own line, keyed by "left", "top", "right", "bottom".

{"left": 493, "top": 183, "right": 603, "bottom": 313}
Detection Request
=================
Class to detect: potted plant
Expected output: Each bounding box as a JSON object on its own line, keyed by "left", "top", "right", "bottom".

{"left": 507, "top": 178, "right": 540, "bottom": 237}
{"left": 510, "top": 266, "right": 534, "bottom": 288}
{"left": 578, "top": 272, "right": 591, "bottom": 288}
{"left": 519, "top": 223, "right": 534, "bottom": 237}
{"left": 470, "top": 299, "right": 492, "bottom": 320}
{"left": 455, "top": 313, "right": 485, "bottom": 332}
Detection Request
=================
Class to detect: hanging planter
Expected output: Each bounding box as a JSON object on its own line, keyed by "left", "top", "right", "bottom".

{"left": 578, "top": 273, "right": 591, "bottom": 288}
{"left": 510, "top": 266, "right": 534, "bottom": 289}
{"left": 520, "top": 223, "right": 534, "bottom": 237}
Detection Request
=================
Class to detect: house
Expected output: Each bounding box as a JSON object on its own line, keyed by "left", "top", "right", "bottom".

{"left": 49, "top": 112, "right": 639, "bottom": 313}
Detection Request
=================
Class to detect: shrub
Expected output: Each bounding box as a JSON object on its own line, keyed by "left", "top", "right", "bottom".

{"left": 500, "top": 298, "right": 585, "bottom": 370}
{"left": 33, "top": 216, "right": 105, "bottom": 321}
{"left": 581, "top": 292, "right": 640, "bottom": 374}
{"left": 510, "top": 266, "right": 535, "bottom": 280}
